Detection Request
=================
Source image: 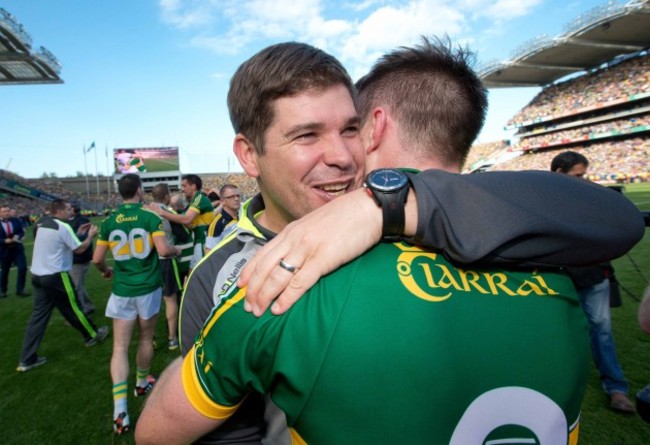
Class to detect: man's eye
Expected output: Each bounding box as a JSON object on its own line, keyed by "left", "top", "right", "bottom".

{"left": 295, "top": 132, "right": 317, "bottom": 141}
{"left": 342, "top": 126, "right": 359, "bottom": 136}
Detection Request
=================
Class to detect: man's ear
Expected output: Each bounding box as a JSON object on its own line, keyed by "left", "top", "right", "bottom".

{"left": 233, "top": 134, "right": 260, "bottom": 178}
{"left": 365, "top": 107, "right": 387, "bottom": 155}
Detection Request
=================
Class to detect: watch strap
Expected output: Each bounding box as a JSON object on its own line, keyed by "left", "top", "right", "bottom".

{"left": 377, "top": 186, "right": 409, "bottom": 242}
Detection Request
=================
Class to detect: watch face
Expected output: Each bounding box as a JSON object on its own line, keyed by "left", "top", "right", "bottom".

{"left": 368, "top": 168, "right": 408, "bottom": 192}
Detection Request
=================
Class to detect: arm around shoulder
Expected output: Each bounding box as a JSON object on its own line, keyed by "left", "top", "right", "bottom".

{"left": 153, "top": 234, "right": 180, "bottom": 258}
{"left": 407, "top": 169, "right": 645, "bottom": 267}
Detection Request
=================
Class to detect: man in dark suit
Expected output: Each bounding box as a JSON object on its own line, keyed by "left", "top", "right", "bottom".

{"left": 1, "top": 204, "right": 29, "bottom": 298}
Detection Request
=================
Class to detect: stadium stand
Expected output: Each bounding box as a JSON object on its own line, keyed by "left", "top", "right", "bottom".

{"left": 1, "top": 168, "right": 260, "bottom": 219}
{"left": 469, "top": 0, "right": 649, "bottom": 182}
{"left": 494, "top": 139, "right": 648, "bottom": 183}
{"left": 479, "top": 0, "right": 650, "bottom": 89}
{"left": 464, "top": 140, "right": 511, "bottom": 172}
{"left": 486, "top": 52, "right": 650, "bottom": 182}
{"left": 0, "top": 8, "right": 62, "bottom": 85}
{"left": 507, "top": 55, "right": 649, "bottom": 127}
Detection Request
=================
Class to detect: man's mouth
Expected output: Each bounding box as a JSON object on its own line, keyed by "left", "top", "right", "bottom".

{"left": 317, "top": 183, "right": 349, "bottom": 197}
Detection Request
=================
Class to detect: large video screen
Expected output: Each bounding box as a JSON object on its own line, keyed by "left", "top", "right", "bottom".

{"left": 113, "top": 146, "right": 179, "bottom": 174}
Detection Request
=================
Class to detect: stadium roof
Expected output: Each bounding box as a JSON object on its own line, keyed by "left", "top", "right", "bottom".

{"left": 0, "top": 8, "right": 62, "bottom": 85}
{"left": 479, "top": 0, "right": 650, "bottom": 88}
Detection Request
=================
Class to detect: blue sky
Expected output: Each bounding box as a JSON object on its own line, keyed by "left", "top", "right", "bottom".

{"left": 2, "top": 0, "right": 608, "bottom": 178}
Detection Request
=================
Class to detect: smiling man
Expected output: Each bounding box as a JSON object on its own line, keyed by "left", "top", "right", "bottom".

{"left": 159, "top": 42, "right": 363, "bottom": 444}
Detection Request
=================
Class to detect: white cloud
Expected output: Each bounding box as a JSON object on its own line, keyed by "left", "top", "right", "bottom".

{"left": 158, "top": 0, "right": 220, "bottom": 29}
{"left": 190, "top": 35, "right": 244, "bottom": 55}
{"left": 158, "top": 0, "right": 540, "bottom": 74}
{"left": 337, "top": 0, "right": 466, "bottom": 74}
{"left": 484, "top": 0, "right": 542, "bottom": 21}
{"left": 343, "top": 0, "right": 386, "bottom": 12}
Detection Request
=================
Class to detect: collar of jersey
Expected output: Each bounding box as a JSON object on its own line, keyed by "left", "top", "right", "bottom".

{"left": 237, "top": 194, "right": 276, "bottom": 241}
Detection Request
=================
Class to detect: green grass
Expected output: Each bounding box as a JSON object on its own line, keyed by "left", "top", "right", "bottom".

{"left": 1, "top": 185, "right": 649, "bottom": 444}
{"left": 0, "top": 216, "right": 177, "bottom": 444}
{"left": 141, "top": 158, "right": 180, "bottom": 173}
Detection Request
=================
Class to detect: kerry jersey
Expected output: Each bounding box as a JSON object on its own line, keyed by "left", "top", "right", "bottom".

{"left": 184, "top": 241, "right": 590, "bottom": 445}
{"left": 188, "top": 192, "right": 215, "bottom": 245}
{"left": 97, "top": 203, "right": 165, "bottom": 297}
{"left": 179, "top": 195, "right": 281, "bottom": 445}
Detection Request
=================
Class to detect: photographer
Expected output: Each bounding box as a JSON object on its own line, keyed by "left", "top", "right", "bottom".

{"left": 551, "top": 151, "right": 635, "bottom": 413}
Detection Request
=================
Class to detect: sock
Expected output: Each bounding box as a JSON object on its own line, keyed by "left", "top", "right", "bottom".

{"left": 112, "top": 381, "right": 128, "bottom": 417}
{"left": 136, "top": 368, "right": 150, "bottom": 388}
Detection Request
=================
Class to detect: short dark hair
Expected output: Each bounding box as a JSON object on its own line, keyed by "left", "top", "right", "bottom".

{"left": 151, "top": 183, "right": 170, "bottom": 203}
{"left": 50, "top": 199, "right": 68, "bottom": 214}
{"left": 356, "top": 35, "right": 487, "bottom": 167}
{"left": 118, "top": 174, "right": 142, "bottom": 199}
{"left": 550, "top": 151, "right": 589, "bottom": 173}
{"left": 228, "top": 42, "right": 356, "bottom": 155}
{"left": 182, "top": 174, "right": 202, "bottom": 191}
{"left": 219, "top": 184, "right": 238, "bottom": 196}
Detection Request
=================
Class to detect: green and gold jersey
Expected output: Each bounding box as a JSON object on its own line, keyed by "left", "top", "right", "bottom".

{"left": 184, "top": 242, "right": 589, "bottom": 445}
{"left": 97, "top": 203, "right": 164, "bottom": 297}
{"left": 128, "top": 156, "right": 146, "bottom": 172}
{"left": 188, "top": 192, "right": 215, "bottom": 245}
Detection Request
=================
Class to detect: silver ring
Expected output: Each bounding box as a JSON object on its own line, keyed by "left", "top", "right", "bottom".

{"left": 278, "top": 259, "right": 298, "bottom": 273}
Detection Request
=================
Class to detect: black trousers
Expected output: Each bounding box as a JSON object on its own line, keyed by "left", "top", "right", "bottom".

{"left": 0, "top": 246, "right": 27, "bottom": 293}
{"left": 18, "top": 272, "right": 98, "bottom": 365}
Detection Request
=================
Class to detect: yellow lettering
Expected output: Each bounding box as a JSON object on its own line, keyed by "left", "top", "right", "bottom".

{"left": 483, "top": 272, "right": 517, "bottom": 296}
{"left": 459, "top": 269, "right": 489, "bottom": 294}
{"left": 395, "top": 242, "right": 561, "bottom": 303}
{"left": 531, "top": 274, "right": 559, "bottom": 296}
{"left": 397, "top": 251, "right": 451, "bottom": 302}
{"left": 115, "top": 214, "right": 138, "bottom": 224}
{"left": 517, "top": 280, "right": 547, "bottom": 296}
{"left": 436, "top": 264, "right": 464, "bottom": 291}
{"left": 418, "top": 262, "right": 439, "bottom": 288}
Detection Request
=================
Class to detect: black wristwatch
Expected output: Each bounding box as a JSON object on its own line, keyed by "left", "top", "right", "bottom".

{"left": 364, "top": 168, "right": 410, "bottom": 242}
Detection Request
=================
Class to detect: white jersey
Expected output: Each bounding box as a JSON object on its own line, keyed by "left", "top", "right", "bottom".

{"left": 31, "top": 215, "right": 81, "bottom": 275}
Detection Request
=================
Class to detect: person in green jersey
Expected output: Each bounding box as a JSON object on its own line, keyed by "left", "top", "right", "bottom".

{"left": 147, "top": 174, "right": 215, "bottom": 270}
{"left": 93, "top": 174, "right": 180, "bottom": 435}
{"left": 136, "top": 38, "right": 598, "bottom": 444}
{"left": 151, "top": 183, "right": 193, "bottom": 351}
{"left": 169, "top": 193, "right": 194, "bottom": 279}
{"left": 115, "top": 148, "right": 146, "bottom": 173}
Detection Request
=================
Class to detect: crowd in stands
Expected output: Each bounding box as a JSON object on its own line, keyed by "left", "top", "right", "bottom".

{"left": 464, "top": 140, "right": 510, "bottom": 168}
{"left": 493, "top": 137, "right": 649, "bottom": 182}
{"left": 27, "top": 178, "right": 79, "bottom": 201}
{"left": 518, "top": 113, "right": 650, "bottom": 149}
{"left": 200, "top": 172, "right": 259, "bottom": 199}
{"left": 508, "top": 53, "right": 649, "bottom": 126}
{"left": 2, "top": 168, "right": 261, "bottom": 221}
{"left": 0, "top": 195, "right": 46, "bottom": 222}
